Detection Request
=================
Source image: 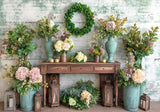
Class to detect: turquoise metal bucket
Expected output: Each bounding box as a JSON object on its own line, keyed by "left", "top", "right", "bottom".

{"left": 123, "top": 84, "right": 140, "bottom": 111}
{"left": 20, "top": 90, "right": 36, "bottom": 111}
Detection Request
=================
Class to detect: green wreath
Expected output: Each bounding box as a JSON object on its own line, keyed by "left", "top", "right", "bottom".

{"left": 64, "top": 2, "right": 94, "bottom": 37}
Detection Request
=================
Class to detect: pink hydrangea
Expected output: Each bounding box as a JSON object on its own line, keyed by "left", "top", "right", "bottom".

{"left": 99, "top": 47, "right": 105, "bottom": 55}
{"left": 106, "top": 21, "right": 116, "bottom": 31}
{"left": 62, "top": 42, "right": 70, "bottom": 51}
{"left": 89, "top": 48, "right": 94, "bottom": 53}
{"left": 15, "top": 67, "right": 29, "bottom": 81}
{"left": 29, "top": 67, "right": 41, "bottom": 82}
{"left": 92, "top": 42, "right": 97, "bottom": 46}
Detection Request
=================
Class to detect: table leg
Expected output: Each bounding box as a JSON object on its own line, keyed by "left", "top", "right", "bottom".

{"left": 43, "top": 74, "right": 46, "bottom": 107}
{"left": 115, "top": 73, "right": 118, "bottom": 106}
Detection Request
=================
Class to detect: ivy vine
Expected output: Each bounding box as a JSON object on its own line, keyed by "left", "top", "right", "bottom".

{"left": 64, "top": 2, "right": 94, "bottom": 37}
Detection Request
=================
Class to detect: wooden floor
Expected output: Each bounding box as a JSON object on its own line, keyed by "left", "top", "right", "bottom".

{"left": 0, "top": 102, "right": 160, "bottom": 112}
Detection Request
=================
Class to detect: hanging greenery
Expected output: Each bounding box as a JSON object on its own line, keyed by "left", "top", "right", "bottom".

{"left": 64, "top": 2, "right": 94, "bottom": 37}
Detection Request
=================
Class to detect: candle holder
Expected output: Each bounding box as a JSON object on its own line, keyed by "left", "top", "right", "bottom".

{"left": 102, "top": 80, "right": 113, "bottom": 106}
{"left": 4, "top": 90, "right": 16, "bottom": 111}
{"left": 139, "top": 93, "right": 150, "bottom": 111}
{"left": 34, "top": 91, "right": 41, "bottom": 112}
{"left": 48, "top": 79, "right": 60, "bottom": 107}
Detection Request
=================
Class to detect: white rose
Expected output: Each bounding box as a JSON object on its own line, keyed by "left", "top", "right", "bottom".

{"left": 49, "top": 20, "right": 55, "bottom": 28}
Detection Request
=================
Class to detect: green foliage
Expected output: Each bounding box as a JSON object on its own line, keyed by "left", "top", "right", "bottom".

{"left": 6, "top": 24, "right": 35, "bottom": 58}
{"left": 124, "top": 24, "right": 159, "bottom": 69}
{"left": 36, "top": 16, "right": 59, "bottom": 41}
{"left": 61, "top": 80, "right": 100, "bottom": 110}
{"left": 64, "top": 2, "right": 94, "bottom": 36}
{"left": 94, "top": 14, "right": 127, "bottom": 40}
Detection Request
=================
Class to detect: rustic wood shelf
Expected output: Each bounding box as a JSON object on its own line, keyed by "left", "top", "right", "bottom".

{"left": 40, "top": 61, "right": 120, "bottom": 107}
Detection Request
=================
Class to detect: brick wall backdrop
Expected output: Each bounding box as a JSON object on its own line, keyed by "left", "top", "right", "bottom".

{"left": 0, "top": 0, "right": 160, "bottom": 101}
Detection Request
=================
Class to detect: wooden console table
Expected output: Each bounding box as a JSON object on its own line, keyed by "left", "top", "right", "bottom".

{"left": 40, "top": 62, "right": 120, "bottom": 107}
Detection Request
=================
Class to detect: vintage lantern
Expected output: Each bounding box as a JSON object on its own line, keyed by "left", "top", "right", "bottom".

{"left": 139, "top": 93, "right": 150, "bottom": 111}
{"left": 48, "top": 79, "right": 60, "bottom": 107}
{"left": 102, "top": 80, "right": 113, "bottom": 106}
{"left": 34, "top": 91, "right": 41, "bottom": 112}
{"left": 4, "top": 90, "right": 16, "bottom": 111}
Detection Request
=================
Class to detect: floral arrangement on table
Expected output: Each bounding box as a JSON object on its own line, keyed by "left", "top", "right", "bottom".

{"left": 70, "top": 52, "right": 87, "bottom": 63}
{"left": 89, "top": 42, "right": 105, "bottom": 56}
{"left": 123, "top": 24, "right": 159, "bottom": 69}
{"left": 36, "top": 16, "right": 59, "bottom": 41}
{"left": 6, "top": 24, "right": 35, "bottom": 66}
{"left": 61, "top": 80, "right": 100, "bottom": 110}
{"left": 118, "top": 66, "right": 146, "bottom": 87}
{"left": 93, "top": 14, "right": 127, "bottom": 40}
{"left": 4, "top": 65, "right": 47, "bottom": 95}
{"left": 54, "top": 37, "right": 74, "bottom": 54}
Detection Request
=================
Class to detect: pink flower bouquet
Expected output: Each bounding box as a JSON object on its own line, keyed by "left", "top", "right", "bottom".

{"left": 89, "top": 42, "right": 105, "bottom": 57}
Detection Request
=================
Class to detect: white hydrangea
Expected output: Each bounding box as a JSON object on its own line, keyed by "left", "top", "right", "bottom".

{"left": 54, "top": 40, "right": 63, "bottom": 52}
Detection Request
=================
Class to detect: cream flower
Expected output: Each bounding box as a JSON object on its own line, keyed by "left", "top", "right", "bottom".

{"left": 62, "top": 42, "right": 70, "bottom": 51}
{"left": 36, "top": 75, "right": 42, "bottom": 83}
{"left": 69, "top": 98, "right": 76, "bottom": 106}
{"left": 132, "top": 69, "right": 146, "bottom": 83}
{"left": 80, "top": 90, "right": 92, "bottom": 107}
{"left": 49, "top": 20, "right": 55, "bottom": 28}
{"left": 54, "top": 40, "right": 63, "bottom": 52}
{"left": 75, "top": 52, "right": 84, "bottom": 62}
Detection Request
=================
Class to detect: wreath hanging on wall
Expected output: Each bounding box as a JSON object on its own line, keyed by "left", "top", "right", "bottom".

{"left": 64, "top": 2, "right": 94, "bottom": 37}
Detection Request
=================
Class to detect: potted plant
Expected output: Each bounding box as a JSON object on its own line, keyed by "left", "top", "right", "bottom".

{"left": 89, "top": 42, "right": 105, "bottom": 62}
{"left": 118, "top": 66, "right": 146, "bottom": 111}
{"left": 6, "top": 23, "right": 35, "bottom": 67}
{"left": 95, "top": 14, "right": 127, "bottom": 62}
{"left": 123, "top": 24, "right": 159, "bottom": 96}
{"left": 54, "top": 30, "right": 73, "bottom": 62}
{"left": 124, "top": 24, "right": 159, "bottom": 69}
{"left": 5, "top": 65, "right": 47, "bottom": 111}
{"left": 36, "top": 16, "right": 59, "bottom": 62}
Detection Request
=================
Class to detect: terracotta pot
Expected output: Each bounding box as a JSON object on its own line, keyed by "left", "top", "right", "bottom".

{"left": 94, "top": 55, "right": 99, "bottom": 63}
{"left": 60, "top": 53, "right": 67, "bottom": 62}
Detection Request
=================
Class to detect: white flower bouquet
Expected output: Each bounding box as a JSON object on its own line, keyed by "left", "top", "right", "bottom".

{"left": 70, "top": 51, "right": 87, "bottom": 63}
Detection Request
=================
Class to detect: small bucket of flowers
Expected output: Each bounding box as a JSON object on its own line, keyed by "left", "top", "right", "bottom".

{"left": 89, "top": 42, "right": 105, "bottom": 63}
{"left": 118, "top": 66, "right": 146, "bottom": 111}
{"left": 4, "top": 65, "right": 47, "bottom": 111}
{"left": 70, "top": 51, "right": 87, "bottom": 63}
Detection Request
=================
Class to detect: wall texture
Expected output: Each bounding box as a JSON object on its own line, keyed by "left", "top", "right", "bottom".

{"left": 0, "top": 0, "right": 160, "bottom": 101}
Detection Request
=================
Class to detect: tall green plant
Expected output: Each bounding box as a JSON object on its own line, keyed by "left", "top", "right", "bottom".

{"left": 124, "top": 24, "right": 159, "bottom": 69}
{"left": 6, "top": 23, "right": 35, "bottom": 67}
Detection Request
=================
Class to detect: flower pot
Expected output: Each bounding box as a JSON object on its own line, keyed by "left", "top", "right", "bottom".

{"left": 94, "top": 55, "right": 99, "bottom": 63}
{"left": 20, "top": 90, "right": 36, "bottom": 111}
{"left": 105, "top": 36, "right": 117, "bottom": 63}
{"left": 45, "top": 37, "right": 54, "bottom": 62}
{"left": 123, "top": 84, "right": 140, "bottom": 111}
{"left": 60, "top": 52, "right": 67, "bottom": 62}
